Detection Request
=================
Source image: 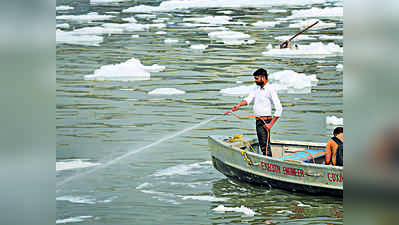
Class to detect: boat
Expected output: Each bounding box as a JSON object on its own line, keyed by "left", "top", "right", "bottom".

{"left": 208, "top": 135, "right": 343, "bottom": 197}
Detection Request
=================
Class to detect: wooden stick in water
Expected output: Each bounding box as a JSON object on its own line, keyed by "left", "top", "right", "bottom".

{"left": 280, "top": 20, "right": 319, "bottom": 49}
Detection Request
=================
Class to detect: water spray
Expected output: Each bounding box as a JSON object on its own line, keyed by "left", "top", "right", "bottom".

{"left": 57, "top": 115, "right": 220, "bottom": 192}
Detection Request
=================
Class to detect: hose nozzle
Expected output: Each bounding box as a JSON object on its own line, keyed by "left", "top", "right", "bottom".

{"left": 224, "top": 110, "right": 232, "bottom": 115}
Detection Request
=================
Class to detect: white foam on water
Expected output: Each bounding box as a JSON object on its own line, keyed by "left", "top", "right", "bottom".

{"left": 105, "top": 11, "right": 120, "bottom": 14}
{"left": 102, "top": 23, "right": 145, "bottom": 32}
{"left": 123, "top": 0, "right": 325, "bottom": 13}
{"left": 208, "top": 30, "right": 250, "bottom": 40}
{"left": 289, "top": 19, "right": 336, "bottom": 29}
{"left": 103, "top": 22, "right": 166, "bottom": 32}
{"left": 180, "top": 23, "right": 223, "bottom": 28}
{"left": 56, "top": 23, "right": 70, "bottom": 29}
{"left": 326, "top": 116, "right": 343, "bottom": 125}
{"left": 220, "top": 85, "right": 253, "bottom": 96}
{"left": 287, "top": 7, "right": 343, "bottom": 20}
{"left": 57, "top": 116, "right": 219, "bottom": 190}
{"left": 183, "top": 16, "right": 232, "bottom": 25}
{"left": 152, "top": 162, "right": 206, "bottom": 177}
{"left": 275, "top": 35, "right": 316, "bottom": 41}
{"left": 169, "top": 181, "right": 204, "bottom": 188}
{"left": 71, "top": 26, "right": 123, "bottom": 35}
{"left": 200, "top": 160, "right": 212, "bottom": 165}
{"left": 319, "top": 35, "right": 343, "bottom": 40}
{"left": 56, "top": 195, "right": 96, "bottom": 204}
{"left": 262, "top": 42, "right": 343, "bottom": 57}
{"left": 140, "top": 22, "right": 165, "bottom": 30}
{"left": 252, "top": 21, "right": 280, "bottom": 28}
{"left": 164, "top": 38, "right": 179, "bottom": 43}
{"left": 136, "top": 14, "right": 157, "bottom": 19}
{"left": 154, "top": 18, "right": 169, "bottom": 23}
{"left": 336, "top": 64, "right": 343, "bottom": 70}
{"left": 277, "top": 210, "right": 293, "bottom": 214}
{"left": 269, "top": 9, "right": 287, "bottom": 13}
{"left": 84, "top": 58, "right": 163, "bottom": 81}
{"left": 198, "top": 26, "right": 227, "bottom": 31}
{"left": 140, "top": 190, "right": 175, "bottom": 197}
{"left": 223, "top": 39, "right": 255, "bottom": 45}
{"left": 56, "top": 29, "right": 103, "bottom": 46}
{"left": 179, "top": 22, "right": 204, "bottom": 27}
{"left": 149, "top": 23, "right": 167, "bottom": 29}
{"left": 208, "top": 31, "right": 254, "bottom": 45}
{"left": 182, "top": 195, "right": 229, "bottom": 202}
{"left": 271, "top": 206, "right": 286, "bottom": 209}
{"left": 56, "top": 12, "right": 115, "bottom": 22}
{"left": 221, "top": 70, "right": 318, "bottom": 95}
{"left": 269, "top": 70, "right": 318, "bottom": 94}
{"left": 156, "top": 31, "right": 167, "bottom": 35}
{"left": 218, "top": 10, "right": 234, "bottom": 14}
{"left": 141, "top": 64, "right": 165, "bottom": 72}
{"left": 213, "top": 205, "right": 256, "bottom": 216}
{"left": 136, "top": 182, "right": 151, "bottom": 190}
{"left": 122, "top": 17, "right": 137, "bottom": 23}
{"left": 295, "top": 201, "right": 312, "bottom": 207}
{"left": 123, "top": 5, "right": 160, "bottom": 13}
{"left": 153, "top": 197, "right": 181, "bottom": 205}
{"left": 190, "top": 44, "right": 208, "bottom": 50}
{"left": 56, "top": 5, "right": 74, "bottom": 11}
{"left": 131, "top": 34, "right": 140, "bottom": 38}
{"left": 56, "top": 159, "right": 100, "bottom": 171}
{"left": 91, "top": 0, "right": 130, "bottom": 4}
{"left": 148, "top": 88, "right": 185, "bottom": 95}
{"left": 99, "top": 196, "right": 118, "bottom": 203}
{"left": 138, "top": 187, "right": 181, "bottom": 204}
{"left": 56, "top": 216, "right": 92, "bottom": 224}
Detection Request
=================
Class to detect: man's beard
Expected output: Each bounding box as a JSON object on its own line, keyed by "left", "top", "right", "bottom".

{"left": 255, "top": 81, "right": 264, "bottom": 86}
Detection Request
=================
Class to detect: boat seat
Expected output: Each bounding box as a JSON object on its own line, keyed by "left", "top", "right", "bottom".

{"left": 281, "top": 149, "right": 325, "bottom": 163}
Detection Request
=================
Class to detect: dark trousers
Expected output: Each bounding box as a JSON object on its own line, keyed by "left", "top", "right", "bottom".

{"left": 256, "top": 118, "right": 272, "bottom": 157}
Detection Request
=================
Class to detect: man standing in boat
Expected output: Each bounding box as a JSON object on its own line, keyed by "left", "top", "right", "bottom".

{"left": 230, "top": 68, "right": 283, "bottom": 157}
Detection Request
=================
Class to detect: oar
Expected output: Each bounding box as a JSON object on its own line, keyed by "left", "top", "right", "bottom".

{"left": 280, "top": 20, "right": 319, "bottom": 49}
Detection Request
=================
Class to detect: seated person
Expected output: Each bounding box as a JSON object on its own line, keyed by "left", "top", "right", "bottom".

{"left": 325, "top": 127, "right": 344, "bottom": 166}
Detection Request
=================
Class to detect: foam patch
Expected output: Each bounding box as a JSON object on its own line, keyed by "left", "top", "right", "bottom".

{"left": 213, "top": 205, "right": 256, "bottom": 216}
{"left": 84, "top": 58, "right": 164, "bottom": 81}
{"left": 148, "top": 88, "right": 185, "bottom": 95}
{"left": 326, "top": 116, "right": 343, "bottom": 125}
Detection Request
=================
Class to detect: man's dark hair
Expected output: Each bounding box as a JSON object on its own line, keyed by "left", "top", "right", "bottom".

{"left": 333, "top": 127, "right": 343, "bottom": 136}
{"left": 253, "top": 68, "right": 268, "bottom": 80}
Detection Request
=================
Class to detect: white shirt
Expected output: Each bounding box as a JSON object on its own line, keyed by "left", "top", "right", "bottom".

{"left": 244, "top": 84, "right": 282, "bottom": 117}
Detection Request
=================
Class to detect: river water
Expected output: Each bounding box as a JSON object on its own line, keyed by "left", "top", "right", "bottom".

{"left": 56, "top": 0, "right": 343, "bottom": 224}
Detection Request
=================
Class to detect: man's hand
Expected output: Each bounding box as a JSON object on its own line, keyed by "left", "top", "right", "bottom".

{"left": 264, "top": 123, "right": 272, "bottom": 130}
{"left": 264, "top": 117, "right": 278, "bottom": 130}
{"left": 232, "top": 105, "right": 240, "bottom": 111}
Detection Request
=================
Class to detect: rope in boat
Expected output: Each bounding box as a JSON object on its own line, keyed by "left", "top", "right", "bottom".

{"left": 240, "top": 149, "right": 252, "bottom": 166}
{"left": 240, "top": 149, "right": 260, "bottom": 166}
{"left": 228, "top": 134, "right": 257, "bottom": 153}
{"left": 229, "top": 134, "right": 259, "bottom": 166}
